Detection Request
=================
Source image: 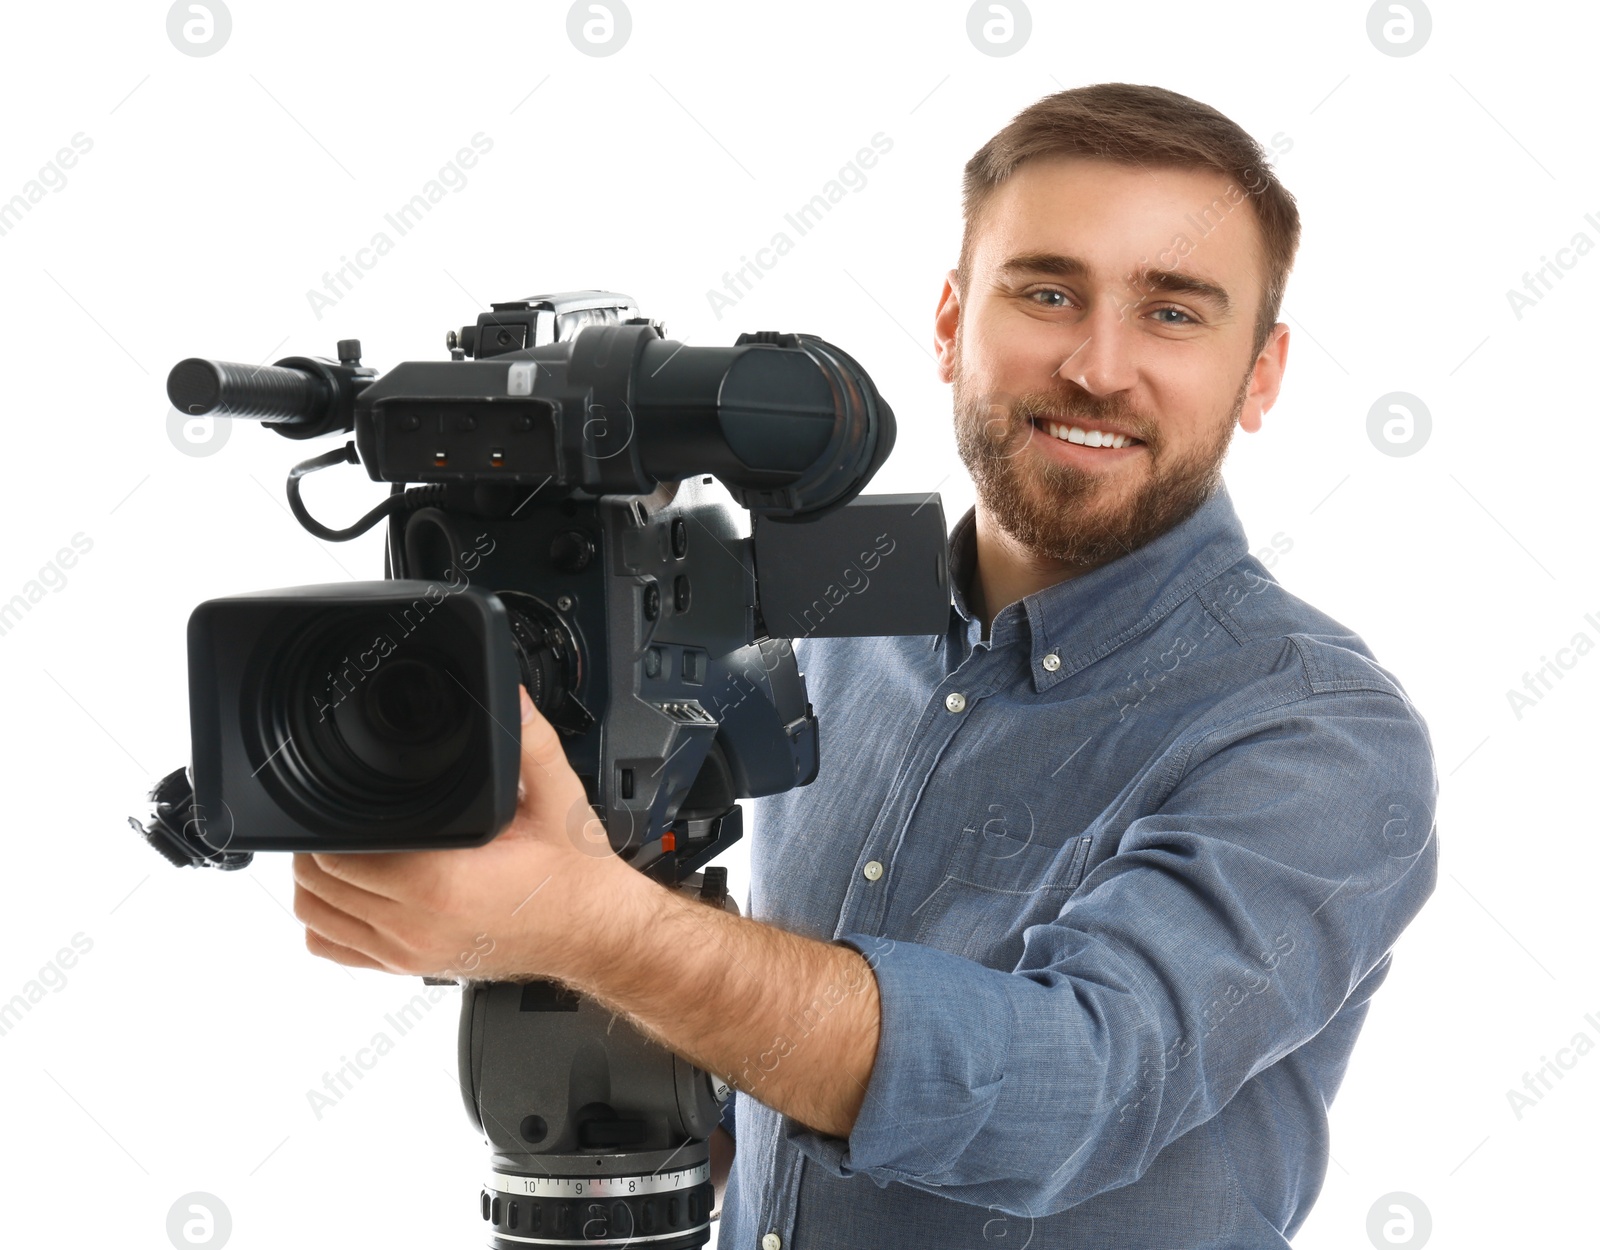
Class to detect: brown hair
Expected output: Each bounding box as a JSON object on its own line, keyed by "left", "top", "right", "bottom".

{"left": 958, "top": 82, "right": 1300, "bottom": 361}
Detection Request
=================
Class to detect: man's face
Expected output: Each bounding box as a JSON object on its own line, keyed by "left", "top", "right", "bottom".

{"left": 936, "top": 155, "right": 1287, "bottom": 570}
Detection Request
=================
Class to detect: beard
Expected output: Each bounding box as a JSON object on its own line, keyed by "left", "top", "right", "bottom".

{"left": 951, "top": 339, "right": 1250, "bottom": 572}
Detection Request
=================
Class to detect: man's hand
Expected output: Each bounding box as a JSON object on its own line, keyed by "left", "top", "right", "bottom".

{"left": 292, "top": 685, "right": 641, "bottom": 982}
{"left": 294, "top": 684, "right": 882, "bottom": 1141}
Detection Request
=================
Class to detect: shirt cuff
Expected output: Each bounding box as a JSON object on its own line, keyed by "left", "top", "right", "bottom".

{"left": 780, "top": 933, "right": 1014, "bottom": 1184}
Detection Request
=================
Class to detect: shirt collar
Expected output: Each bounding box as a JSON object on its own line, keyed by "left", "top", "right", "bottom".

{"left": 947, "top": 482, "right": 1250, "bottom": 691}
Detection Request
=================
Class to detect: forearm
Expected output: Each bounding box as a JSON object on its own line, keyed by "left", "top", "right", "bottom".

{"left": 559, "top": 862, "right": 881, "bottom": 1140}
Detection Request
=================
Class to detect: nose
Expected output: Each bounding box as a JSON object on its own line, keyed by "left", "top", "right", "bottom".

{"left": 1052, "top": 299, "right": 1138, "bottom": 396}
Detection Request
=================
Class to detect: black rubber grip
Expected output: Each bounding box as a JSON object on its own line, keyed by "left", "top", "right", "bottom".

{"left": 167, "top": 358, "right": 330, "bottom": 426}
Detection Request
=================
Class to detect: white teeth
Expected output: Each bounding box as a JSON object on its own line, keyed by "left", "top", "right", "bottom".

{"left": 1041, "top": 421, "right": 1134, "bottom": 449}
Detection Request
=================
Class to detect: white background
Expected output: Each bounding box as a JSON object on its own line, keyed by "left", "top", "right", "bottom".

{"left": 0, "top": 2, "right": 1593, "bottom": 1247}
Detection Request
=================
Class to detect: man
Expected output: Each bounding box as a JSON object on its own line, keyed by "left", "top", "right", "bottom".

{"left": 292, "top": 83, "right": 1438, "bottom": 1248}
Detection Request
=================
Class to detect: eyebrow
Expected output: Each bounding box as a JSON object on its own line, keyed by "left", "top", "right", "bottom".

{"left": 995, "top": 251, "right": 1235, "bottom": 317}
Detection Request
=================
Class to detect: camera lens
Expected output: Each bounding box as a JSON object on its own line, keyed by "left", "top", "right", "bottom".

{"left": 365, "top": 658, "right": 461, "bottom": 744}
{"left": 499, "top": 592, "right": 582, "bottom": 718}
{"left": 246, "top": 606, "right": 483, "bottom": 832}
{"left": 326, "top": 649, "right": 471, "bottom": 784}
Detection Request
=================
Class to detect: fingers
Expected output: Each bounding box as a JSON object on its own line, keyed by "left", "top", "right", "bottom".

{"left": 303, "top": 928, "right": 385, "bottom": 971}
{"left": 519, "top": 686, "right": 566, "bottom": 782}
{"left": 517, "top": 685, "right": 586, "bottom": 825}
{"left": 301, "top": 846, "right": 424, "bottom": 904}
{"left": 293, "top": 865, "right": 405, "bottom": 967}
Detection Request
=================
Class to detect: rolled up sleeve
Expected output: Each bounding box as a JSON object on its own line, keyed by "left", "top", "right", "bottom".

{"left": 781, "top": 688, "right": 1438, "bottom": 1217}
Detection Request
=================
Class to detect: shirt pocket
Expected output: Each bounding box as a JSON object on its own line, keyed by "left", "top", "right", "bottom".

{"left": 907, "top": 831, "right": 1094, "bottom": 969}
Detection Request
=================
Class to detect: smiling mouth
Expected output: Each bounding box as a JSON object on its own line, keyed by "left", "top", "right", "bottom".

{"left": 1031, "top": 417, "right": 1144, "bottom": 450}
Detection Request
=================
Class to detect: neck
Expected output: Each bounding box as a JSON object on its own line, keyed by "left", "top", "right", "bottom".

{"left": 966, "top": 505, "right": 1090, "bottom": 636}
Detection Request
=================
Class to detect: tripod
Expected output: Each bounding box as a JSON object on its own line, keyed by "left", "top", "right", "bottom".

{"left": 457, "top": 864, "right": 736, "bottom": 1247}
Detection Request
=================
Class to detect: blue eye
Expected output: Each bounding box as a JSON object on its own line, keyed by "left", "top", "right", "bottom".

{"left": 1030, "top": 289, "right": 1069, "bottom": 308}
{"left": 1151, "top": 306, "right": 1196, "bottom": 325}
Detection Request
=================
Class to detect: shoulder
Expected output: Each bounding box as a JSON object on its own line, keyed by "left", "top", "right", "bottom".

{"left": 1152, "top": 552, "right": 1435, "bottom": 784}
{"left": 1190, "top": 553, "right": 1414, "bottom": 705}
{"left": 1166, "top": 555, "right": 1435, "bottom": 793}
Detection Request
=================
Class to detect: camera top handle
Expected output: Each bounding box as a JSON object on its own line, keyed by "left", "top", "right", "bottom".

{"left": 166, "top": 320, "right": 895, "bottom": 524}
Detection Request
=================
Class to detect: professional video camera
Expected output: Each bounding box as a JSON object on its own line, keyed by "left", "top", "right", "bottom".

{"left": 132, "top": 291, "right": 949, "bottom": 1247}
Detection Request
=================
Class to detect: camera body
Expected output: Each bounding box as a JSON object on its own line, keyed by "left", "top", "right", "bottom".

{"left": 136, "top": 292, "right": 953, "bottom": 1245}
{"left": 148, "top": 293, "right": 949, "bottom": 879}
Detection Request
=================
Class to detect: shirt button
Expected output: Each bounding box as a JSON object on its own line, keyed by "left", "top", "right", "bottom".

{"left": 763, "top": 1235, "right": 782, "bottom": 1250}
{"left": 945, "top": 691, "right": 967, "bottom": 713}
{"left": 1042, "top": 652, "right": 1061, "bottom": 671}
{"left": 863, "top": 860, "right": 884, "bottom": 881}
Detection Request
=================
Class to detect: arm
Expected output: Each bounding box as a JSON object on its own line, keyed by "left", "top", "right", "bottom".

{"left": 559, "top": 860, "right": 883, "bottom": 1140}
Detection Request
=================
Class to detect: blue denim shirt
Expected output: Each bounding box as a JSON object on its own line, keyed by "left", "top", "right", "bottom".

{"left": 716, "top": 482, "right": 1438, "bottom": 1249}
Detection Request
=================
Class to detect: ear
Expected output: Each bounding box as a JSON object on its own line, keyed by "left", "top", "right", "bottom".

{"left": 1237, "top": 322, "right": 1289, "bottom": 434}
{"left": 934, "top": 269, "right": 961, "bottom": 384}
